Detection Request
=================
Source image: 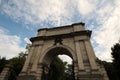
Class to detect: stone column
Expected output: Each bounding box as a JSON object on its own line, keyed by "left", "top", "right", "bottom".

{"left": 36, "top": 63, "right": 49, "bottom": 80}
{"left": 20, "top": 46, "right": 34, "bottom": 74}
{"left": 36, "top": 64, "right": 43, "bottom": 80}
{"left": 84, "top": 40, "right": 98, "bottom": 70}
{"left": 74, "top": 61, "right": 78, "bottom": 80}
{"left": 75, "top": 41, "right": 84, "bottom": 70}
{"left": 31, "top": 45, "right": 42, "bottom": 73}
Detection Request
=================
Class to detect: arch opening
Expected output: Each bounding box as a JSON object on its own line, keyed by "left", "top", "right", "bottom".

{"left": 40, "top": 47, "right": 75, "bottom": 80}
{"left": 42, "top": 47, "right": 73, "bottom": 65}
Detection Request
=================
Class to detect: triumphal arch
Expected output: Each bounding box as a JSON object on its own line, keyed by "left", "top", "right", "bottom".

{"left": 18, "top": 23, "right": 109, "bottom": 80}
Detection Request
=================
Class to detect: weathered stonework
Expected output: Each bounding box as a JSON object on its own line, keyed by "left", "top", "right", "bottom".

{"left": 0, "top": 64, "right": 12, "bottom": 80}
{"left": 18, "top": 23, "right": 109, "bottom": 80}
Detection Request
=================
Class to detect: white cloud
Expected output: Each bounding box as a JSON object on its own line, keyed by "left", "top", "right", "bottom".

{"left": 0, "top": 0, "right": 99, "bottom": 27}
{"left": 0, "top": 27, "right": 25, "bottom": 59}
{"left": 1, "top": 0, "right": 72, "bottom": 27}
{"left": 93, "top": 0, "right": 120, "bottom": 61}
{"left": 24, "top": 37, "right": 31, "bottom": 44}
{"left": 77, "top": 0, "right": 97, "bottom": 15}
{"left": 58, "top": 55, "right": 72, "bottom": 64}
{"left": 1, "top": 0, "right": 120, "bottom": 62}
{"left": 96, "top": 1, "right": 115, "bottom": 23}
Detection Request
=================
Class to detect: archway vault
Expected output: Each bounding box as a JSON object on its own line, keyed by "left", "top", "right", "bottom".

{"left": 39, "top": 45, "right": 77, "bottom": 65}
{"left": 18, "top": 23, "right": 109, "bottom": 80}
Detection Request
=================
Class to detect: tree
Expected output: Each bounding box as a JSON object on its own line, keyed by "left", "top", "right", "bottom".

{"left": 0, "top": 44, "right": 30, "bottom": 80}
{"left": 47, "top": 57, "right": 67, "bottom": 80}
{"left": 8, "top": 52, "right": 26, "bottom": 80}
{"left": 65, "top": 64, "right": 75, "bottom": 80}
{"left": 25, "top": 43, "right": 31, "bottom": 54}
{"left": 111, "top": 42, "right": 120, "bottom": 79}
{"left": 102, "top": 61, "right": 118, "bottom": 80}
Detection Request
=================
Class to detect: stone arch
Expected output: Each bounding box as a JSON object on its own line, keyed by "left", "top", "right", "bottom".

{"left": 18, "top": 23, "right": 109, "bottom": 80}
{"left": 39, "top": 45, "right": 77, "bottom": 66}
{"left": 37, "top": 45, "right": 78, "bottom": 80}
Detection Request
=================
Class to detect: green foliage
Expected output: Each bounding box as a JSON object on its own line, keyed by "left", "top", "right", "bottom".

{"left": 0, "top": 44, "right": 30, "bottom": 80}
{"left": 0, "top": 53, "right": 26, "bottom": 80}
{"left": 98, "top": 41, "right": 120, "bottom": 80}
{"left": 46, "top": 57, "right": 75, "bottom": 80}
{"left": 8, "top": 52, "right": 26, "bottom": 80}
{"left": 10, "top": 53, "right": 26, "bottom": 75}
{"left": 65, "top": 64, "right": 75, "bottom": 80}
{"left": 111, "top": 42, "right": 120, "bottom": 79}
{"left": 47, "top": 57, "right": 67, "bottom": 80}
{"left": 25, "top": 44, "right": 31, "bottom": 54}
{"left": 96, "top": 57, "right": 120, "bottom": 80}
{"left": 102, "top": 61, "right": 118, "bottom": 80}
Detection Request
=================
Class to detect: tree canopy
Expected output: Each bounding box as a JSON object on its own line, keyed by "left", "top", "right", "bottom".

{"left": 111, "top": 42, "right": 120, "bottom": 79}
{"left": 46, "top": 56, "right": 75, "bottom": 80}
{"left": 47, "top": 57, "right": 67, "bottom": 80}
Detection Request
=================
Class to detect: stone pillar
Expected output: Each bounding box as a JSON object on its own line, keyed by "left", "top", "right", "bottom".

{"left": 36, "top": 63, "right": 49, "bottom": 80}
{"left": 20, "top": 46, "right": 34, "bottom": 74}
{"left": 36, "top": 64, "right": 43, "bottom": 80}
{"left": 75, "top": 41, "right": 84, "bottom": 70}
{"left": 74, "top": 61, "right": 79, "bottom": 80}
{"left": 84, "top": 40, "right": 98, "bottom": 70}
{"left": 0, "top": 64, "right": 12, "bottom": 80}
{"left": 31, "top": 45, "right": 42, "bottom": 73}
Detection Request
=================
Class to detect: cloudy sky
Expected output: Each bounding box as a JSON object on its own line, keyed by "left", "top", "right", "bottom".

{"left": 0, "top": 0, "right": 120, "bottom": 62}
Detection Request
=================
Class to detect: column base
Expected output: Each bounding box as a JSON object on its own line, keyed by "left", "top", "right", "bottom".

{"left": 17, "top": 75, "right": 36, "bottom": 80}
{"left": 77, "top": 70, "right": 103, "bottom": 80}
{"left": 78, "top": 74, "right": 103, "bottom": 80}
